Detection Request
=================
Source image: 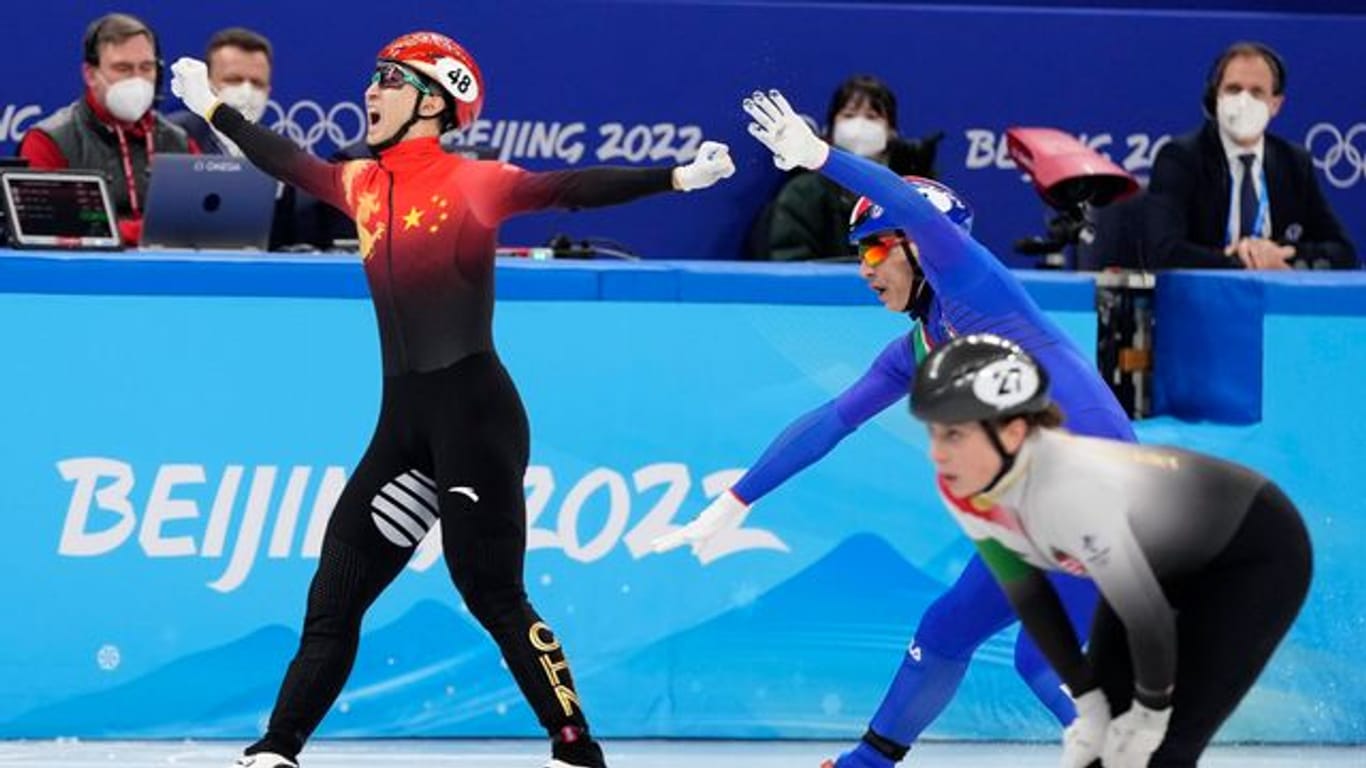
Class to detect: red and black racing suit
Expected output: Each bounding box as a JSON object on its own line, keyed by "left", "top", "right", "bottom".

{"left": 211, "top": 104, "right": 678, "bottom": 767}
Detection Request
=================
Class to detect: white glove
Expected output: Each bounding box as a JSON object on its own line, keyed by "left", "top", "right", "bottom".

{"left": 742, "top": 89, "right": 830, "bottom": 171}
{"left": 673, "top": 141, "right": 736, "bottom": 191}
{"left": 1102, "top": 701, "right": 1171, "bottom": 768}
{"left": 1061, "top": 689, "right": 1111, "bottom": 768}
{"left": 650, "top": 489, "right": 749, "bottom": 554}
{"left": 170, "top": 57, "right": 219, "bottom": 118}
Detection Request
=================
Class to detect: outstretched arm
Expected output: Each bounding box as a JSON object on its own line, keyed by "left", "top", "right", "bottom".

{"left": 743, "top": 89, "right": 1136, "bottom": 445}
{"left": 499, "top": 165, "right": 675, "bottom": 214}
{"left": 173, "top": 57, "right": 352, "bottom": 214}
{"left": 209, "top": 104, "right": 353, "bottom": 214}
{"left": 500, "top": 141, "right": 735, "bottom": 215}
{"left": 743, "top": 89, "right": 1028, "bottom": 305}
{"left": 652, "top": 334, "right": 915, "bottom": 553}
{"left": 733, "top": 335, "right": 915, "bottom": 502}
{"left": 819, "top": 148, "right": 988, "bottom": 296}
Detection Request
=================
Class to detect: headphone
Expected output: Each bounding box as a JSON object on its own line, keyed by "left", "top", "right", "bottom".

{"left": 1202, "top": 41, "right": 1286, "bottom": 118}
{"left": 82, "top": 13, "right": 165, "bottom": 98}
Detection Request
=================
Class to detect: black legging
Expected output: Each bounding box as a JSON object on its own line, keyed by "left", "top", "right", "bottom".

{"left": 1088, "top": 482, "right": 1312, "bottom": 766}
{"left": 248, "top": 352, "right": 597, "bottom": 763}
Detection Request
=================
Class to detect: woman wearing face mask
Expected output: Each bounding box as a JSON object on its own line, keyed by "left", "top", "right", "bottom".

{"left": 749, "top": 74, "right": 941, "bottom": 261}
{"left": 170, "top": 30, "right": 734, "bottom": 768}
{"left": 20, "top": 13, "right": 199, "bottom": 246}
{"left": 909, "top": 333, "right": 1311, "bottom": 768}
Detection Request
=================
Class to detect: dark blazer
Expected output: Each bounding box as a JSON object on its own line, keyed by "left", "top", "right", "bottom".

{"left": 1146, "top": 121, "right": 1356, "bottom": 269}
{"left": 165, "top": 109, "right": 232, "bottom": 156}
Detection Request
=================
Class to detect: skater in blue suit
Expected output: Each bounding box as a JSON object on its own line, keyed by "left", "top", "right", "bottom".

{"left": 654, "top": 90, "right": 1135, "bottom": 767}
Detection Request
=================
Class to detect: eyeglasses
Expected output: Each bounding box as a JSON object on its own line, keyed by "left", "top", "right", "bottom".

{"left": 370, "top": 62, "right": 433, "bottom": 96}
{"left": 859, "top": 234, "right": 905, "bottom": 268}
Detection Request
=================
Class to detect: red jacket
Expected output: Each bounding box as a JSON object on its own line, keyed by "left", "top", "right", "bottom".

{"left": 19, "top": 89, "right": 201, "bottom": 245}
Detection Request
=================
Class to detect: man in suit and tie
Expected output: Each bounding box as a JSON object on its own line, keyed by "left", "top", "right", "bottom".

{"left": 167, "top": 27, "right": 273, "bottom": 156}
{"left": 166, "top": 27, "right": 325, "bottom": 249}
{"left": 1147, "top": 41, "right": 1356, "bottom": 270}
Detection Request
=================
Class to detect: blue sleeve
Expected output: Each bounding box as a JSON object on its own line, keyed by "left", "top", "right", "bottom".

{"left": 821, "top": 148, "right": 1136, "bottom": 443}
{"left": 822, "top": 148, "right": 996, "bottom": 296}
{"left": 823, "top": 148, "right": 1047, "bottom": 316}
{"left": 732, "top": 335, "right": 914, "bottom": 503}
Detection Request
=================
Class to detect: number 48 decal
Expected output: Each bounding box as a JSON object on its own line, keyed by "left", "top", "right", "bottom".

{"left": 435, "top": 58, "right": 480, "bottom": 103}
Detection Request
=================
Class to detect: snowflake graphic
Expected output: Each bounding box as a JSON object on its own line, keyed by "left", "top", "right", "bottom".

{"left": 96, "top": 644, "right": 121, "bottom": 672}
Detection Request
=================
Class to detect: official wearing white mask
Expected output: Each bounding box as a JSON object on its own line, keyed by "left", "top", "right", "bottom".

{"left": 18, "top": 13, "right": 196, "bottom": 245}
{"left": 1211, "top": 47, "right": 1291, "bottom": 269}
{"left": 205, "top": 29, "right": 274, "bottom": 155}
{"left": 1146, "top": 42, "right": 1356, "bottom": 271}
{"left": 164, "top": 28, "right": 275, "bottom": 158}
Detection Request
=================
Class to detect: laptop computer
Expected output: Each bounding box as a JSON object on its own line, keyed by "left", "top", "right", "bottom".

{"left": 0, "top": 169, "right": 121, "bottom": 249}
{"left": 141, "top": 154, "right": 278, "bottom": 250}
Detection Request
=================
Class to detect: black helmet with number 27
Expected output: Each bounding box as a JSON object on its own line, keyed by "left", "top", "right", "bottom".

{"left": 911, "top": 333, "right": 1051, "bottom": 424}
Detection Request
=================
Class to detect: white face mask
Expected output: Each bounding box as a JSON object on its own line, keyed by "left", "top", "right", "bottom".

{"left": 833, "top": 116, "right": 889, "bottom": 158}
{"left": 1217, "top": 91, "right": 1271, "bottom": 143}
{"left": 218, "top": 82, "right": 268, "bottom": 123}
{"left": 102, "top": 75, "right": 155, "bottom": 123}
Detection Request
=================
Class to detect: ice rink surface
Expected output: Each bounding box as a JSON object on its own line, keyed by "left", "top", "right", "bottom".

{"left": 1, "top": 740, "right": 1362, "bottom": 767}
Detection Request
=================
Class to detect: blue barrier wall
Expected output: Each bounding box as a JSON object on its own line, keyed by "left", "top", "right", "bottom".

{"left": 1, "top": 253, "right": 1361, "bottom": 743}
{"left": 3, "top": 2, "right": 1363, "bottom": 263}
{"left": 1154, "top": 271, "right": 1366, "bottom": 422}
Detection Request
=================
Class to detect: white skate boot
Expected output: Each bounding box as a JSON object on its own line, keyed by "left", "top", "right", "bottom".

{"left": 233, "top": 753, "right": 297, "bottom": 768}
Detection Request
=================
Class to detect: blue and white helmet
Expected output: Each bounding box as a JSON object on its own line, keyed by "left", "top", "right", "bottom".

{"left": 848, "top": 176, "right": 974, "bottom": 243}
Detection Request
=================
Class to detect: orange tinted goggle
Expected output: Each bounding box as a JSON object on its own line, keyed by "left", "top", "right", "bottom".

{"left": 859, "top": 235, "right": 904, "bottom": 267}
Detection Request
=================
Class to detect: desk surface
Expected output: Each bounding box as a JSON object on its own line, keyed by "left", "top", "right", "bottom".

{"left": 7, "top": 250, "right": 1364, "bottom": 316}
{"left": 0, "top": 249, "right": 1098, "bottom": 310}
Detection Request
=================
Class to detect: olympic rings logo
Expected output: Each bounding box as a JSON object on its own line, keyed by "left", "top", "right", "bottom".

{"left": 262, "top": 99, "right": 367, "bottom": 154}
{"left": 1306, "top": 122, "right": 1366, "bottom": 189}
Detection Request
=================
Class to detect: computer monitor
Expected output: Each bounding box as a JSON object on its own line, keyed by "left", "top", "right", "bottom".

{"left": 141, "top": 154, "right": 277, "bottom": 251}
{"left": 0, "top": 170, "right": 121, "bottom": 249}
